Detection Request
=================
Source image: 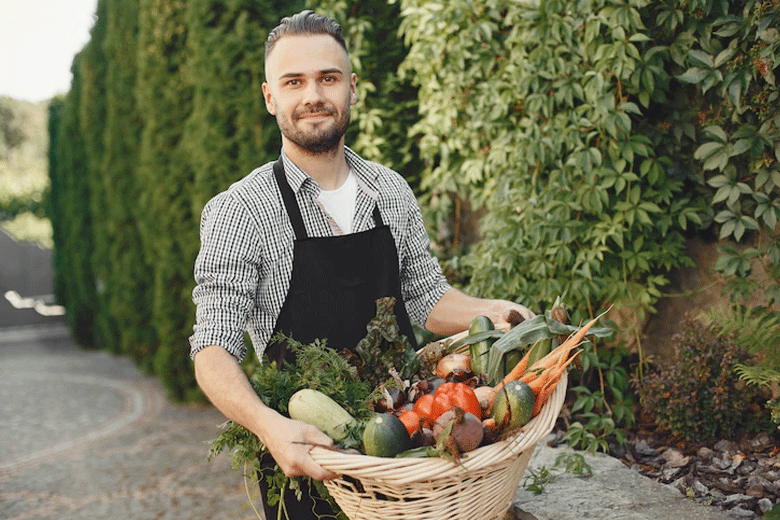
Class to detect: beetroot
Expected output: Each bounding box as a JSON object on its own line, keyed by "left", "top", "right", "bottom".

{"left": 433, "top": 406, "right": 484, "bottom": 454}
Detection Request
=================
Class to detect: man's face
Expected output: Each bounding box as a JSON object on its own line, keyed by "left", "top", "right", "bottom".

{"left": 262, "top": 34, "right": 357, "bottom": 155}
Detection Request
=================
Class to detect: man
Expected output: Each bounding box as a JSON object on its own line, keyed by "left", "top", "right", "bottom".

{"left": 189, "top": 10, "right": 533, "bottom": 519}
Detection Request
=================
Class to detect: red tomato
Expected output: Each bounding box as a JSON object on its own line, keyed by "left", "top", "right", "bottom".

{"left": 413, "top": 393, "right": 436, "bottom": 428}
{"left": 430, "top": 382, "right": 482, "bottom": 421}
{"left": 397, "top": 410, "right": 422, "bottom": 436}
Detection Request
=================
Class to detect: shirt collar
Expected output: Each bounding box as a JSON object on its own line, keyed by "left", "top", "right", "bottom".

{"left": 280, "top": 146, "right": 380, "bottom": 197}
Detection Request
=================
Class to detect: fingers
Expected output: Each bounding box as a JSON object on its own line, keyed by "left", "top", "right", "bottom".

{"left": 302, "top": 424, "right": 335, "bottom": 448}
{"left": 498, "top": 302, "right": 535, "bottom": 326}
{"left": 267, "top": 419, "right": 340, "bottom": 481}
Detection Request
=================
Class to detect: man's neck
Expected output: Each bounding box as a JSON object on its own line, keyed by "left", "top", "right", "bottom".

{"left": 283, "top": 139, "right": 349, "bottom": 191}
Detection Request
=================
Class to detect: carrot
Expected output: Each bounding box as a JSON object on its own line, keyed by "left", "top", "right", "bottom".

{"left": 498, "top": 347, "right": 535, "bottom": 387}
{"left": 533, "top": 384, "right": 554, "bottom": 417}
{"left": 487, "top": 347, "right": 536, "bottom": 408}
{"left": 519, "top": 370, "right": 539, "bottom": 385}
{"left": 532, "top": 351, "right": 582, "bottom": 415}
{"left": 488, "top": 315, "right": 602, "bottom": 409}
{"left": 526, "top": 370, "right": 551, "bottom": 396}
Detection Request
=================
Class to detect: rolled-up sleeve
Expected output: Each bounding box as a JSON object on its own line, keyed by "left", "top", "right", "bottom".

{"left": 189, "top": 192, "right": 262, "bottom": 362}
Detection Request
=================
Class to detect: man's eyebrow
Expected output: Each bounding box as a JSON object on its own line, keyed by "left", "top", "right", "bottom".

{"left": 278, "top": 68, "right": 345, "bottom": 80}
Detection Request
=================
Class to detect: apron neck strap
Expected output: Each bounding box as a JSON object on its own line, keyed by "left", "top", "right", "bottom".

{"left": 274, "top": 156, "right": 384, "bottom": 238}
{"left": 274, "top": 157, "right": 308, "bottom": 239}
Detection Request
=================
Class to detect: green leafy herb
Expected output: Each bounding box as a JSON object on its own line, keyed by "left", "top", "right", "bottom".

{"left": 341, "top": 296, "right": 421, "bottom": 386}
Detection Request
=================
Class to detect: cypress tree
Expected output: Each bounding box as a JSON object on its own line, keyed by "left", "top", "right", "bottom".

{"left": 136, "top": 0, "right": 196, "bottom": 400}
{"left": 102, "top": 0, "right": 156, "bottom": 368}
{"left": 79, "top": 0, "right": 118, "bottom": 352}
{"left": 46, "top": 98, "right": 66, "bottom": 310}
{"left": 49, "top": 55, "right": 97, "bottom": 348}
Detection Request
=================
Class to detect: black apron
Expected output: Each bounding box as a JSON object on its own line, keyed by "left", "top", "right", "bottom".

{"left": 265, "top": 157, "right": 417, "bottom": 365}
{"left": 259, "top": 157, "right": 418, "bottom": 519}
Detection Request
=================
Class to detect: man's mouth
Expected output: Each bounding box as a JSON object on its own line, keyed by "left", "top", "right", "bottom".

{"left": 296, "top": 108, "right": 334, "bottom": 121}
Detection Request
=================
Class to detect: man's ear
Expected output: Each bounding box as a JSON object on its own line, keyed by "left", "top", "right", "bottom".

{"left": 262, "top": 82, "right": 276, "bottom": 115}
{"left": 349, "top": 73, "right": 357, "bottom": 106}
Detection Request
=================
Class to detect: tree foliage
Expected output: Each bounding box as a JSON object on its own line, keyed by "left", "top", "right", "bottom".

{"left": 47, "top": 59, "right": 97, "bottom": 349}
{"left": 400, "top": 0, "right": 778, "bottom": 332}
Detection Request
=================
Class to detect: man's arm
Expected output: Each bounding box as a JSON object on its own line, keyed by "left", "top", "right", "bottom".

{"left": 424, "top": 287, "right": 534, "bottom": 337}
{"left": 193, "top": 345, "right": 337, "bottom": 480}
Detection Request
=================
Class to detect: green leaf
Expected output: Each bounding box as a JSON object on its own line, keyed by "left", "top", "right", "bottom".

{"left": 707, "top": 174, "right": 730, "bottom": 188}
{"left": 730, "top": 139, "right": 752, "bottom": 157}
{"left": 704, "top": 125, "right": 729, "bottom": 143}
{"left": 695, "top": 141, "right": 724, "bottom": 160}
{"left": 676, "top": 67, "right": 708, "bottom": 83}
{"left": 714, "top": 47, "right": 737, "bottom": 67}
{"left": 688, "top": 49, "right": 714, "bottom": 68}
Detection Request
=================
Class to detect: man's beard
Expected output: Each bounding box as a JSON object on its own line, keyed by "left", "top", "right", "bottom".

{"left": 277, "top": 103, "right": 350, "bottom": 155}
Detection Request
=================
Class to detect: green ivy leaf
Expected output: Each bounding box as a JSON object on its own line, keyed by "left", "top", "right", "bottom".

{"left": 676, "top": 67, "right": 709, "bottom": 83}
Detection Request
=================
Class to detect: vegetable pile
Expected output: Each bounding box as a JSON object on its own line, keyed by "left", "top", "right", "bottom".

{"left": 208, "top": 297, "right": 611, "bottom": 516}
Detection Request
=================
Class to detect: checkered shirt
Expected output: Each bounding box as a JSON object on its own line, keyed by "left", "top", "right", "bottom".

{"left": 189, "top": 147, "right": 451, "bottom": 362}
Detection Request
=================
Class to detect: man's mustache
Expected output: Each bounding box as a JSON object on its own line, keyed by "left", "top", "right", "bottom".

{"left": 295, "top": 105, "right": 335, "bottom": 119}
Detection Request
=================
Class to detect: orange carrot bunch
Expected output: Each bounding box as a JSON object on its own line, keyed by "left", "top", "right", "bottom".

{"left": 488, "top": 315, "right": 600, "bottom": 416}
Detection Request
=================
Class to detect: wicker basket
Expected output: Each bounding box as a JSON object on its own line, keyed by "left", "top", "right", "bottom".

{"left": 310, "top": 373, "right": 567, "bottom": 520}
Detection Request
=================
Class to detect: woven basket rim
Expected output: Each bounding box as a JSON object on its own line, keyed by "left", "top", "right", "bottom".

{"left": 311, "top": 374, "right": 567, "bottom": 486}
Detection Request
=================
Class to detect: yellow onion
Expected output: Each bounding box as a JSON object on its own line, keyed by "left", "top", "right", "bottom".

{"left": 435, "top": 353, "right": 471, "bottom": 379}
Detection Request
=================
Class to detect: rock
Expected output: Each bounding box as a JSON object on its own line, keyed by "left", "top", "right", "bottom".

{"left": 746, "top": 475, "right": 772, "bottom": 497}
{"left": 736, "top": 460, "right": 757, "bottom": 475}
{"left": 661, "top": 447, "right": 690, "bottom": 468}
{"left": 714, "top": 439, "right": 738, "bottom": 453}
{"left": 605, "top": 423, "right": 779, "bottom": 519}
{"left": 506, "top": 505, "right": 538, "bottom": 520}
{"left": 722, "top": 494, "right": 753, "bottom": 505}
{"left": 747, "top": 432, "right": 771, "bottom": 452}
{"left": 698, "top": 446, "right": 716, "bottom": 460}
{"left": 634, "top": 440, "right": 658, "bottom": 457}
{"left": 727, "top": 505, "right": 757, "bottom": 518}
{"left": 730, "top": 453, "right": 746, "bottom": 472}
{"left": 661, "top": 466, "right": 682, "bottom": 481}
{"left": 693, "top": 479, "right": 710, "bottom": 495}
{"left": 758, "top": 498, "right": 774, "bottom": 513}
{"left": 714, "top": 455, "right": 733, "bottom": 471}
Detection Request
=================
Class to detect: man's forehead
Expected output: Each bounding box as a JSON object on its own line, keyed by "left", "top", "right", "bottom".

{"left": 265, "top": 34, "right": 349, "bottom": 79}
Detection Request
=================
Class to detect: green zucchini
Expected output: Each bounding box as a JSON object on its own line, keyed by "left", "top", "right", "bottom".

{"left": 468, "top": 315, "right": 495, "bottom": 376}
{"left": 288, "top": 388, "right": 357, "bottom": 443}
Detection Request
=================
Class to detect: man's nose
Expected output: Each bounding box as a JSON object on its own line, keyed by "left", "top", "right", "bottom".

{"left": 302, "top": 81, "right": 325, "bottom": 105}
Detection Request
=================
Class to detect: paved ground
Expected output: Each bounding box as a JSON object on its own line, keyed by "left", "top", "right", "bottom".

{"left": 0, "top": 321, "right": 740, "bottom": 520}
{"left": 0, "top": 323, "right": 260, "bottom": 520}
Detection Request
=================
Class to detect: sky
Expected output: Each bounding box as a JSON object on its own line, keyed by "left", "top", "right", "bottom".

{"left": 0, "top": 0, "right": 99, "bottom": 103}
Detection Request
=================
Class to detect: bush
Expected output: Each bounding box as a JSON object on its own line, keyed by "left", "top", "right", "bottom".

{"left": 636, "top": 315, "right": 765, "bottom": 442}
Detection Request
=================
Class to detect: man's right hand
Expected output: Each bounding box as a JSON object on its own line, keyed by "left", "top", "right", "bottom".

{"left": 260, "top": 413, "right": 340, "bottom": 480}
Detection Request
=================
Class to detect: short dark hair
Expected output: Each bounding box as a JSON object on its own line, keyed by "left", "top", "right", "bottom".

{"left": 265, "top": 10, "right": 348, "bottom": 60}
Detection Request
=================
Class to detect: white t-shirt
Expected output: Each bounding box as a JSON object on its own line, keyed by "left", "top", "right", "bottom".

{"left": 317, "top": 169, "right": 358, "bottom": 233}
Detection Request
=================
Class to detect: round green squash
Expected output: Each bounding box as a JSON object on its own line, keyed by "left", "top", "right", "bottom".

{"left": 362, "top": 412, "right": 412, "bottom": 458}
{"left": 491, "top": 380, "right": 535, "bottom": 431}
